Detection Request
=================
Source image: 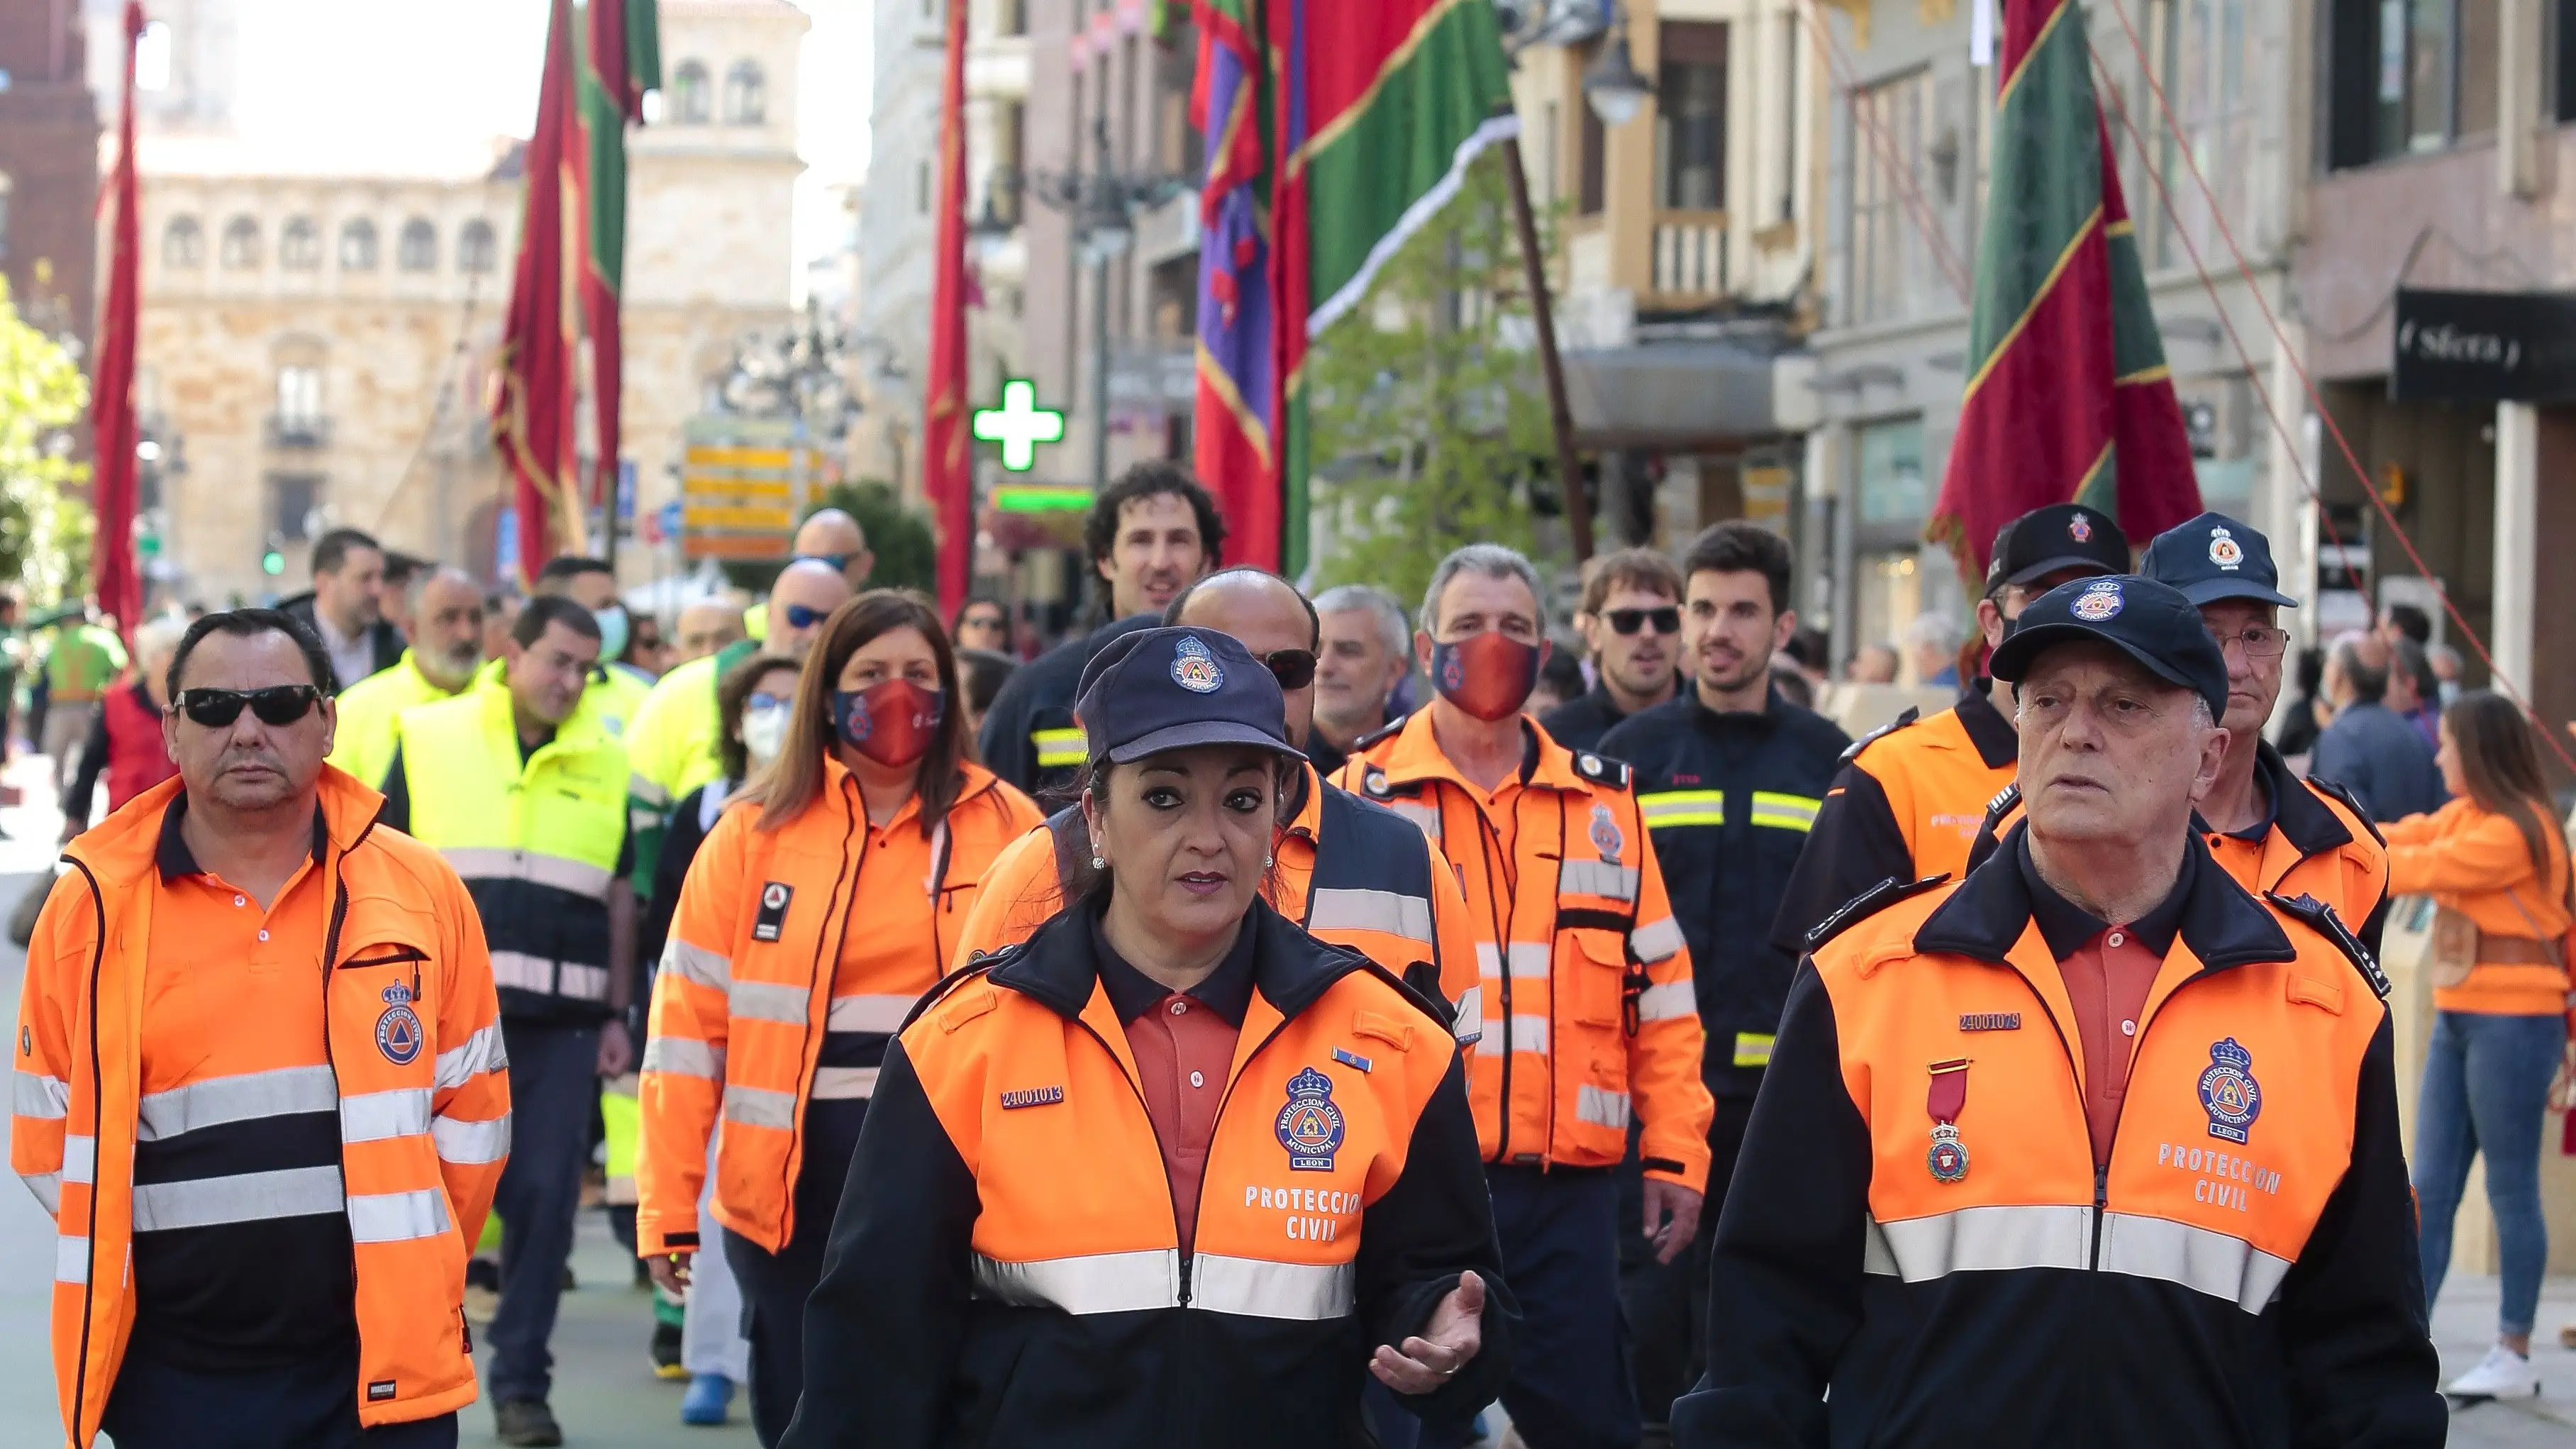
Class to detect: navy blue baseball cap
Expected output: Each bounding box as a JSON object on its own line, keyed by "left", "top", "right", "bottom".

{"left": 2139, "top": 511, "right": 2299, "bottom": 609}
{"left": 1984, "top": 502, "right": 2132, "bottom": 593}
{"left": 1988, "top": 574, "right": 2230, "bottom": 721}
{"left": 1073, "top": 626, "right": 1300, "bottom": 767}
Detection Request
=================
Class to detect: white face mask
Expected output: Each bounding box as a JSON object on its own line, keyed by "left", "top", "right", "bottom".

{"left": 740, "top": 704, "right": 790, "bottom": 768}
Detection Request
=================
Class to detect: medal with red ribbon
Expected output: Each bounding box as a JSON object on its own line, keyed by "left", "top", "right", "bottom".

{"left": 1926, "top": 1058, "right": 1970, "bottom": 1184}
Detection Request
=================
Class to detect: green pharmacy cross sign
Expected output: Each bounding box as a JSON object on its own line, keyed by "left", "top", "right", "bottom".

{"left": 972, "top": 378, "right": 1067, "bottom": 472}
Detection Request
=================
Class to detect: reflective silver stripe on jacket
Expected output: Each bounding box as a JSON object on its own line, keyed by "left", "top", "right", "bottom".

{"left": 974, "top": 1248, "right": 1180, "bottom": 1315}
{"left": 348, "top": 1186, "right": 453, "bottom": 1244}
{"left": 1475, "top": 942, "right": 1553, "bottom": 979}
{"left": 1450, "top": 985, "right": 1483, "bottom": 1045}
{"left": 133, "top": 1165, "right": 347, "bottom": 1232}
{"left": 431, "top": 1114, "right": 513, "bottom": 1165}
{"left": 729, "top": 979, "right": 811, "bottom": 1025}
{"left": 1558, "top": 859, "right": 1638, "bottom": 903}
{"left": 640, "top": 1037, "right": 725, "bottom": 1080}
{"left": 826, "top": 994, "right": 915, "bottom": 1034}
{"left": 1575, "top": 1084, "right": 1631, "bottom": 1129}
{"left": 21, "top": 1172, "right": 59, "bottom": 1214}
{"left": 54, "top": 1234, "right": 87, "bottom": 1284}
{"left": 1306, "top": 887, "right": 1436, "bottom": 945}
{"left": 660, "top": 938, "right": 732, "bottom": 993}
{"left": 438, "top": 846, "right": 616, "bottom": 899}
{"left": 1191, "top": 1255, "right": 1357, "bottom": 1320}
{"left": 721, "top": 1083, "right": 799, "bottom": 1130}
{"left": 13, "top": 1070, "right": 69, "bottom": 1120}
{"left": 2097, "top": 1211, "right": 2293, "bottom": 1313}
{"left": 809, "top": 1066, "right": 882, "bottom": 1100}
{"left": 1629, "top": 916, "right": 1686, "bottom": 964}
{"left": 489, "top": 951, "right": 612, "bottom": 1001}
{"left": 1385, "top": 801, "right": 1442, "bottom": 843}
{"left": 340, "top": 1087, "right": 432, "bottom": 1144}
{"left": 1864, "top": 1205, "right": 2096, "bottom": 1281}
{"left": 1473, "top": 1015, "right": 1550, "bottom": 1056}
{"left": 138, "top": 1065, "right": 338, "bottom": 1140}
{"left": 1633, "top": 981, "right": 1697, "bottom": 1023}
{"left": 433, "top": 1023, "right": 509, "bottom": 1089}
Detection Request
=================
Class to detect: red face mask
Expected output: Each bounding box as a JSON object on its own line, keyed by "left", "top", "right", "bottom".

{"left": 1431, "top": 631, "right": 1540, "bottom": 722}
{"left": 832, "top": 678, "right": 945, "bottom": 768}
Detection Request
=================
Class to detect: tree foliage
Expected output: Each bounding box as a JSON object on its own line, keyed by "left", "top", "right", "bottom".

{"left": 1306, "top": 151, "right": 1558, "bottom": 611}
{"left": 0, "top": 277, "right": 92, "bottom": 604}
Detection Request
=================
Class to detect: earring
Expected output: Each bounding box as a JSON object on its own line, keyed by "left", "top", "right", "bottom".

{"left": 1090, "top": 855, "right": 1106, "bottom": 870}
{"left": 1263, "top": 854, "right": 1274, "bottom": 869}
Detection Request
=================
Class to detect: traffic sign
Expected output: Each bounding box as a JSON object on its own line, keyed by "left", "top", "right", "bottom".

{"left": 972, "top": 379, "right": 1067, "bottom": 472}
{"left": 679, "top": 417, "right": 823, "bottom": 562}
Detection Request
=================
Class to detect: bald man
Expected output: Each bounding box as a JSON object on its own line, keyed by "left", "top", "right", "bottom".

{"left": 625, "top": 560, "right": 855, "bottom": 882}
{"left": 672, "top": 600, "right": 745, "bottom": 665}
{"left": 330, "top": 567, "right": 489, "bottom": 790}
{"left": 745, "top": 511, "right": 872, "bottom": 641}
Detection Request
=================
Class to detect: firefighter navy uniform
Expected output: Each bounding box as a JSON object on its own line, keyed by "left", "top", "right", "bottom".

{"left": 974, "top": 613, "right": 1162, "bottom": 797}
{"left": 1334, "top": 709, "right": 1713, "bottom": 1449}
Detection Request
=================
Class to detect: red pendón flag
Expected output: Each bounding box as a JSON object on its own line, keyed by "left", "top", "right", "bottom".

{"left": 924, "top": 0, "right": 972, "bottom": 615}
{"left": 490, "top": 0, "right": 588, "bottom": 581}
{"left": 89, "top": 2, "right": 145, "bottom": 633}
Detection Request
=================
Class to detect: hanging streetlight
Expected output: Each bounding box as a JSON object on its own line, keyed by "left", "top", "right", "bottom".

{"left": 1583, "top": 8, "right": 1651, "bottom": 127}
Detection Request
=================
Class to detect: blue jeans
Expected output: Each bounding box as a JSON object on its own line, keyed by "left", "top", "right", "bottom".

{"left": 486, "top": 1020, "right": 599, "bottom": 1405}
{"left": 2412, "top": 1009, "right": 2565, "bottom": 1337}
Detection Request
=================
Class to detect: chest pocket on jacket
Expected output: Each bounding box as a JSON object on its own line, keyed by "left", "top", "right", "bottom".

{"left": 1566, "top": 931, "right": 1629, "bottom": 1028}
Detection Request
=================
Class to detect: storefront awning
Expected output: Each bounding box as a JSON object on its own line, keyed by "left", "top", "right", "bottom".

{"left": 1561, "top": 339, "right": 1789, "bottom": 448}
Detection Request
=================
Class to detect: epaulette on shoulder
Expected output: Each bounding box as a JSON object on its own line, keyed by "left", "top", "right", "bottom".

{"left": 1839, "top": 706, "right": 1921, "bottom": 765}
{"left": 2303, "top": 775, "right": 2387, "bottom": 847}
{"left": 1982, "top": 782, "right": 2021, "bottom": 827}
{"left": 1572, "top": 750, "right": 1633, "bottom": 792}
{"left": 2265, "top": 892, "right": 2392, "bottom": 1001}
{"left": 1353, "top": 717, "right": 1407, "bottom": 752}
{"left": 1805, "top": 873, "right": 1950, "bottom": 954}
{"left": 1358, "top": 765, "right": 1413, "bottom": 800}
{"left": 1353, "top": 960, "right": 1462, "bottom": 1038}
{"left": 902, "top": 955, "right": 1007, "bottom": 1032}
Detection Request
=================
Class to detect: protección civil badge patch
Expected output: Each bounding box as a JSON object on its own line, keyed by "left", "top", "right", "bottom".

{"left": 1276, "top": 1067, "right": 1345, "bottom": 1172}
{"left": 375, "top": 982, "right": 423, "bottom": 1067}
{"left": 2198, "top": 1037, "right": 2262, "bottom": 1145}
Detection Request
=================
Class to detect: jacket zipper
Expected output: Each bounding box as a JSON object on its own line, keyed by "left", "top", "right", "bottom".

{"left": 781, "top": 791, "right": 866, "bottom": 1245}
{"left": 319, "top": 827, "right": 365, "bottom": 1370}
{"left": 65, "top": 857, "right": 107, "bottom": 1442}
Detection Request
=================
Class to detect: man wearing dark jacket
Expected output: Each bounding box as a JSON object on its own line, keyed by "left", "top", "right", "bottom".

{"left": 279, "top": 527, "right": 404, "bottom": 692}
{"left": 1542, "top": 548, "right": 1684, "bottom": 753}
{"left": 1597, "top": 523, "right": 1849, "bottom": 1433}
{"left": 977, "top": 462, "right": 1223, "bottom": 796}
{"left": 1674, "top": 574, "right": 2442, "bottom": 1449}
{"left": 2313, "top": 633, "right": 2445, "bottom": 823}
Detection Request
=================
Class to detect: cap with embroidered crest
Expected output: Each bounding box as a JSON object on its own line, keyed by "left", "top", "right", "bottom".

{"left": 2139, "top": 511, "right": 2298, "bottom": 609}
{"left": 1072, "top": 626, "right": 1301, "bottom": 767}
{"left": 1988, "top": 574, "right": 2230, "bottom": 721}
{"left": 1984, "top": 502, "right": 2133, "bottom": 594}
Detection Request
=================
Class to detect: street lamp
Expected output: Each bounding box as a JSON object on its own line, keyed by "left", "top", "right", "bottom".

{"left": 1583, "top": 8, "right": 1652, "bottom": 127}
{"left": 1028, "top": 113, "right": 1185, "bottom": 494}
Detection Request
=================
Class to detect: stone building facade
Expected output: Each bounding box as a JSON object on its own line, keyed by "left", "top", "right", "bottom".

{"left": 1, "top": 0, "right": 104, "bottom": 351}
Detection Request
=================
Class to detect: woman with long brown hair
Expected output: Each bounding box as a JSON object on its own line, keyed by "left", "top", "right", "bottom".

{"left": 631, "top": 590, "right": 1042, "bottom": 1445}
{"left": 2387, "top": 690, "right": 2573, "bottom": 1399}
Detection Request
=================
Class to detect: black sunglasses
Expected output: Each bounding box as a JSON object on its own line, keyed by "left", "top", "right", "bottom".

{"left": 782, "top": 603, "right": 835, "bottom": 630}
{"left": 1263, "top": 648, "right": 1318, "bottom": 690}
{"left": 1606, "top": 606, "right": 1682, "bottom": 637}
{"left": 177, "top": 686, "right": 323, "bottom": 728}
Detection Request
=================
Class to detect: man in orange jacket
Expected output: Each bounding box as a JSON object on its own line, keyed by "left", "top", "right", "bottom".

{"left": 955, "top": 567, "right": 1484, "bottom": 1031}
{"left": 1334, "top": 544, "right": 1713, "bottom": 1449}
{"left": 12, "top": 609, "right": 509, "bottom": 1449}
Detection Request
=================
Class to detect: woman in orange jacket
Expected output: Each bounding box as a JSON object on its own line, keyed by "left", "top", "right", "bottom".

{"left": 634, "top": 591, "right": 1042, "bottom": 1447}
{"left": 2389, "top": 691, "right": 2573, "bottom": 1399}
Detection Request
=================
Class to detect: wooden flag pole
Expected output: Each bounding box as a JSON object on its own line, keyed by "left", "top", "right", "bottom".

{"left": 1500, "top": 134, "right": 1593, "bottom": 565}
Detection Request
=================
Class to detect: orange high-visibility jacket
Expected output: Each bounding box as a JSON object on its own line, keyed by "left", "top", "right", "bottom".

{"left": 955, "top": 761, "right": 1484, "bottom": 1038}
{"left": 11, "top": 771, "right": 509, "bottom": 1448}
{"left": 635, "top": 758, "right": 1041, "bottom": 1257}
{"left": 1680, "top": 833, "right": 2443, "bottom": 1446}
{"left": 2383, "top": 795, "right": 2573, "bottom": 1016}
{"left": 1333, "top": 711, "right": 1714, "bottom": 1191}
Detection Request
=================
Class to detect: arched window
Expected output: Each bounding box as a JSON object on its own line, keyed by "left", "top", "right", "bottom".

{"left": 723, "top": 61, "right": 767, "bottom": 125}
{"left": 279, "top": 216, "right": 321, "bottom": 271}
{"left": 219, "top": 215, "right": 261, "bottom": 270}
{"left": 671, "top": 60, "right": 711, "bottom": 123}
{"left": 397, "top": 218, "right": 438, "bottom": 272}
{"left": 457, "top": 219, "right": 498, "bottom": 274}
{"left": 162, "top": 215, "right": 203, "bottom": 267}
{"left": 340, "top": 218, "right": 378, "bottom": 271}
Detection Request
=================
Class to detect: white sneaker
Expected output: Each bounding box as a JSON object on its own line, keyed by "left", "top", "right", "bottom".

{"left": 2445, "top": 1344, "right": 2541, "bottom": 1399}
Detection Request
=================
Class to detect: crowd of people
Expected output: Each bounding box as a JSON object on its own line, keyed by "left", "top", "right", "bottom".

{"left": 3, "top": 460, "right": 2570, "bottom": 1449}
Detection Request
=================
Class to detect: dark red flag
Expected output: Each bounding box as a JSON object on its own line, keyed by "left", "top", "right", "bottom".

{"left": 490, "top": 0, "right": 586, "bottom": 582}
{"left": 925, "top": 0, "right": 972, "bottom": 614}
{"left": 89, "top": 2, "right": 144, "bottom": 632}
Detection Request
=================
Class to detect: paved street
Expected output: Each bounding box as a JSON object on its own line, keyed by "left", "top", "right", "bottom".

{"left": 0, "top": 756, "right": 2567, "bottom": 1445}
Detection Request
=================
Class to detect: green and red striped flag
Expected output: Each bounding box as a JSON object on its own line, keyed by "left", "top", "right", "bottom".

{"left": 578, "top": 0, "right": 659, "bottom": 516}
{"left": 1931, "top": 0, "right": 2199, "bottom": 576}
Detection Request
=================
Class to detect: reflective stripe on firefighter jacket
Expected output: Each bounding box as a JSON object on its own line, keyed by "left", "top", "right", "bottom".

{"left": 396, "top": 677, "right": 628, "bottom": 1022}
{"left": 1676, "top": 828, "right": 2443, "bottom": 1449}
{"left": 1599, "top": 686, "right": 1851, "bottom": 1099}
{"left": 635, "top": 758, "right": 1042, "bottom": 1257}
{"left": 1768, "top": 685, "right": 2019, "bottom": 957}
{"left": 1331, "top": 709, "right": 1714, "bottom": 1190}
{"left": 779, "top": 899, "right": 1516, "bottom": 1447}
{"left": 11, "top": 770, "right": 510, "bottom": 1447}
{"left": 953, "top": 762, "right": 1485, "bottom": 1042}
{"left": 1964, "top": 740, "right": 2392, "bottom": 954}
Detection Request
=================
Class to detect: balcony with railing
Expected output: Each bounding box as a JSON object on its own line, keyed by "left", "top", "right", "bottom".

{"left": 1649, "top": 211, "right": 1728, "bottom": 304}
{"left": 265, "top": 414, "right": 333, "bottom": 450}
